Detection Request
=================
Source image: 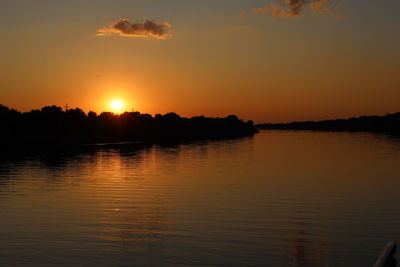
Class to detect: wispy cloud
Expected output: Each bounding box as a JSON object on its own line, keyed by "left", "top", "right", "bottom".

{"left": 97, "top": 18, "right": 172, "bottom": 39}
{"left": 253, "top": 0, "right": 340, "bottom": 18}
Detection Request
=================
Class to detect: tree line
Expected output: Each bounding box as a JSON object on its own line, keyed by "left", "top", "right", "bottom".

{"left": 257, "top": 113, "right": 400, "bottom": 135}
{"left": 0, "top": 104, "right": 257, "bottom": 149}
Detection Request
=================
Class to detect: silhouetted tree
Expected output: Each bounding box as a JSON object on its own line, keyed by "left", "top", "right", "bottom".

{"left": 257, "top": 113, "right": 400, "bottom": 135}
{"left": 0, "top": 104, "right": 259, "bottom": 153}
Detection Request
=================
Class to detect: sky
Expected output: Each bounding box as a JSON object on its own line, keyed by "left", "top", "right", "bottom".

{"left": 0, "top": 0, "right": 399, "bottom": 123}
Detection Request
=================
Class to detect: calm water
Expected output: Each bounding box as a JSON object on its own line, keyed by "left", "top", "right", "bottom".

{"left": 1, "top": 131, "right": 400, "bottom": 266}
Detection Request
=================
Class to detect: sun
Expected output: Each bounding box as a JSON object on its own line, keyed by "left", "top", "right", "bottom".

{"left": 110, "top": 99, "right": 124, "bottom": 113}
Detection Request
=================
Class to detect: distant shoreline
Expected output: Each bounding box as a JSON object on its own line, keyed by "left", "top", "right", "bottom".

{"left": 257, "top": 112, "right": 400, "bottom": 136}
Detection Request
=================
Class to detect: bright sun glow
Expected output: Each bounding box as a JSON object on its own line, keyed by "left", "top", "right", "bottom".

{"left": 110, "top": 99, "right": 124, "bottom": 113}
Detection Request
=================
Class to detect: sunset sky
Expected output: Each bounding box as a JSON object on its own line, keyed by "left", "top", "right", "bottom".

{"left": 0, "top": 0, "right": 399, "bottom": 123}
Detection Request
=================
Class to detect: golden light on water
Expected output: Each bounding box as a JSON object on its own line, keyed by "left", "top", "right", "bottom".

{"left": 110, "top": 99, "right": 124, "bottom": 113}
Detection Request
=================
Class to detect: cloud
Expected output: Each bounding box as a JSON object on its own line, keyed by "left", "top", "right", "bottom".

{"left": 97, "top": 18, "right": 172, "bottom": 39}
{"left": 253, "top": 0, "right": 338, "bottom": 17}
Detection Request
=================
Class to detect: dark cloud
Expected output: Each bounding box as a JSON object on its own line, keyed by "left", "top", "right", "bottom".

{"left": 253, "top": 0, "right": 338, "bottom": 17}
{"left": 97, "top": 18, "right": 172, "bottom": 39}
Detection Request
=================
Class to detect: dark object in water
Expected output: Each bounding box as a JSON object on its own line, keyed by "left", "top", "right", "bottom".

{"left": 373, "top": 242, "right": 397, "bottom": 267}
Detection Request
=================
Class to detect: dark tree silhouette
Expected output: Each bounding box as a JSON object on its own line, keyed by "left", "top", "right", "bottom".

{"left": 257, "top": 113, "right": 400, "bottom": 135}
{"left": 0, "top": 104, "right": 258, "bottom": 153}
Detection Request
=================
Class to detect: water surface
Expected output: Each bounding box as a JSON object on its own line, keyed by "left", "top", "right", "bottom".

{"left": 1, "top": 131, "right": 400, "bottom": 266}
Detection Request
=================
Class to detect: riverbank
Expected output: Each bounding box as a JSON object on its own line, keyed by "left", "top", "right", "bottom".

{"left": 257, "top": 112, "right": 400, "bottom": 136}
{"left": 0, "top": 104, "right": 258, "bottom": 155}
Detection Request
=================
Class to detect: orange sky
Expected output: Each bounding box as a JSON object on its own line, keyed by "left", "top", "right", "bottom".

{"left": 0, "top": 0, "right": 399, "bottom": 123}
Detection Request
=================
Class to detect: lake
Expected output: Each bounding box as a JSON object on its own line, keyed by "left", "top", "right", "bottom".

{"left": 0, "top": 130, "right": 400, "bottom": 266}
